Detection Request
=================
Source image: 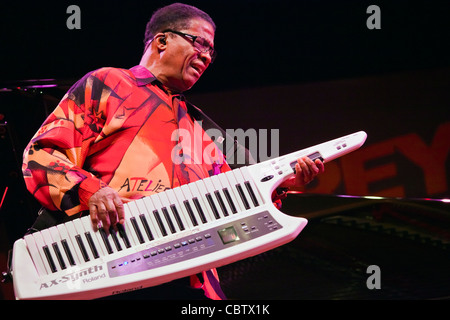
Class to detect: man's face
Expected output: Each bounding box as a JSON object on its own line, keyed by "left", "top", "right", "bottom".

{"left": 161, "top": 18, "right": 215, "bottom": 92}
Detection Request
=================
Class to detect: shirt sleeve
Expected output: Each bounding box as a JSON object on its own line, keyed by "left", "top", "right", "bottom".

{"left": 22, "top": 71, "right": 107, "bottom": 216}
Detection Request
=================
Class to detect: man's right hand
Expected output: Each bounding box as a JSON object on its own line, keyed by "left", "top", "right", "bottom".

{"left": 88, "top": 186, "right": 125, "bottom": 231}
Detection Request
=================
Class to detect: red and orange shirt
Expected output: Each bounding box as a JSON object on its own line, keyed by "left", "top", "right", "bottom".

{"left": 22, "top": 65, "right": 230, "bottom": 217}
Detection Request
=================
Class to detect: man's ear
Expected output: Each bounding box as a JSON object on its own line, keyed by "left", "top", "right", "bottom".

{"left": 155, "top": 34, "right": 167, "bottom": 49}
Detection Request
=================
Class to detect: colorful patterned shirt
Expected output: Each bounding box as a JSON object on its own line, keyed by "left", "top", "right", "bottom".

{"left": 22, "top": 65, "right": 230, "bottom": 216}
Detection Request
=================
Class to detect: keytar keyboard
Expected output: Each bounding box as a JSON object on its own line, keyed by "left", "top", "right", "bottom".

{"left": 11, "top": 131, "right": 367, "bottom": 299}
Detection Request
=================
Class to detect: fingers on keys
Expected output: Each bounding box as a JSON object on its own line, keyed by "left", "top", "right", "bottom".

{"left": 89, "top": 188, "right": 125, "bottom": 232}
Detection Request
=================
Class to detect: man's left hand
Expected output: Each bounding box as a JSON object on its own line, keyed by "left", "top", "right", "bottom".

{"left": 280, "top": 156, "right": 325, "bottom": 188}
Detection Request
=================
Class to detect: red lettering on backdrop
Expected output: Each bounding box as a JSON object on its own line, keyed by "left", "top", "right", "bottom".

{"left": 306, "top": 122, "right": 450, "bottom": 198}
{"left": 396, "top": 122, "right": 450, "bottom": 195}
{"left": 342, "top": 137, "right": 403, "bottom": 197}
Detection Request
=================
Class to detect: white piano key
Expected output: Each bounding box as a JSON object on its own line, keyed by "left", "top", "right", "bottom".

{"left": 123, "top": 204, "right": 142, "bottom": 246}
{"left": 137, "top": 198, "right": 162, "bottom": 240}
{"left": 133, "top": 200, "right": 157, "bottom": 242}
{"left": 200, "top": 177, "right": 225, "bottom": 219}
{"left": 174, "top": 187, "right": 199, "bottom": 228}
{"left": 163, "top": 189, "right": 189, "bottom": 231}
{"left": 188, "top": 180, "right": 214, "bottom": 222}
{"left": 232, "top": 169, "right": 256, "bottom": 209}
{"left": 120, "top": 208, "right": 138, "bottom": 248}
{"left": 149, "top": 194, "right": 174, "bottom": 235}
{"left": 179, "top": 185, "right": 201, "bottom": 226}
{"left": 24, "top": 234, "right": 47, "bottom": 276}
{"left": 113, "top": 219, "right": 132, "bottom": 250}
{"left": 240, "top": 166, "right": 265, "bottom": 206}
{"left": 72, "top": 219, "right": 94, "bottom": 262}
{"left": 199, "top": 178, "right": 222, "bottom": 219}
{"left": 30, "top": 232, "right": 52, "bottom": 274}
{"left": 167, "top": 188, "right": 192, "bottom": 229}
{"left": 138, "top": 212, "right": 156, "bottom": 242}
{"left": 217, "top": 173, "right": 244, "bottom": 213}
{"left": 80, "top": 216, "right": 106, "bottom": 257}
{"left": 208, "top": 175, "right": 232, "bottom": 217}
{"left": 223, "top": 170, "right": 250, "bottom": 211}
{"left": 125, "top": 201, "right": 148, "bottom": 244}
{"left": 156, "top": 192, "right": 182, "bottom": 233}
{"left": 116, "top": 222, "right": 132, "bottom": 249}
{"left": 97, "top": 227, "right": 114, "bottom": 255}
{"left": 40, "top": 229, "right": 61, "bottom": 273}
{"left": 48, "top": 226, "right": 70, "bottom": 270}
{"left": 143, "top": 196, "right": 170, "bottom": 238}
{"left": 108, "top": 228, "right": 123, "bottom": 252}
{"left": 56, "top": 223, "right": 82, "bottom": 266}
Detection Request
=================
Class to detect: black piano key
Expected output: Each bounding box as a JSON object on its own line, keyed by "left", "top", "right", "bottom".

{"left": 75, "top": 235, "right": 90, "bottom": 262}
{"left": 139, "top": 214, "right": 155, "bottom": 241}
{"left": 130, "top": 217, "right": 145, "bottom": 244}
{"left": 162, "top": 207, "right": 176, "bottom": 233}
{"left": 206, "top": 193, "right": 220, "bottom": 219}
{"left": 192, "top": 197, "right": 208, "bottom": 223}
{"left": 61, "top": 239, "right": 76, "bottom": 266}
{"left": 214, "top": 190, "right": 229, "bottom": 216}
{"left": 43, "top": 245, "right": 58, "bottom": 273}
{"left": 223, "top": 188, "right": 238, "bottom": 214}
{"left": 109, "top": 227, "right": 122, "bottom": 251}
{"left": 170, "top": 205, "right": 185, "bottom": 231}
{"left": 244, "top": 181, "right": 259, "bottom": 206}
{"left": 236, "top": 183, "right": 250, "bottom": 210}
{"left": 99, "top": 228, "right": 114, "bottom": 254}
{"left": 183, "top": 200, "right": 198, "bottom": 226}
{"left": 85, "top": 232, "right": 100, "bottom": 259}
{"left": 52, "top": 243, "right": 67, "bottom": 270}
{"left": 117, "top": 223, "right": 131, "bottom": 248}
{"left": 153, "top": 210, "right": 168, "bottom": 236}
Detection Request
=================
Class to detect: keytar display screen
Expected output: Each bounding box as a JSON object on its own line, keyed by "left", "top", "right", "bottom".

{"left": 218, "top": 226, "right": 239, "bottom": 244}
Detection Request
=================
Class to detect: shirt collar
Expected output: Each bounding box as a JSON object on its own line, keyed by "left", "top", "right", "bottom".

{"left": 129, "top": 65, "right": 159, "bottom": 87}
{"left": 129, "top": 65, "right": 185, "bottom": 97}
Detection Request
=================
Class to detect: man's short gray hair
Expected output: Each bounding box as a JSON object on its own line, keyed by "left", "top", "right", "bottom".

{"left": 143, "top": 3, "right": 216, "bottom": 47}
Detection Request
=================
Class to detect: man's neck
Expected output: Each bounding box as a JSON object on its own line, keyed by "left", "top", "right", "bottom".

{"left": 139, "top": 57, "right": 182, "bottom": 95}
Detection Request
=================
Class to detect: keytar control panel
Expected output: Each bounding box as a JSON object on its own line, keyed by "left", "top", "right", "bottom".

{"left": 107, "top": 211, "right": 282, "bottom": 277}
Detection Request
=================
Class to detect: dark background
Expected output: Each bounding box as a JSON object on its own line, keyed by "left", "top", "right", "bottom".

{"left": 1, "top": 0, "right": 449, "bottom": 151}
{"left": 1, "top": 0, "right": 449, "bottom": 91}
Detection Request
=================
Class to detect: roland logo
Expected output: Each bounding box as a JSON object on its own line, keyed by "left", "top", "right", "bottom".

{"left": 39, "top": 265, "right": 104, "bottom": 290}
